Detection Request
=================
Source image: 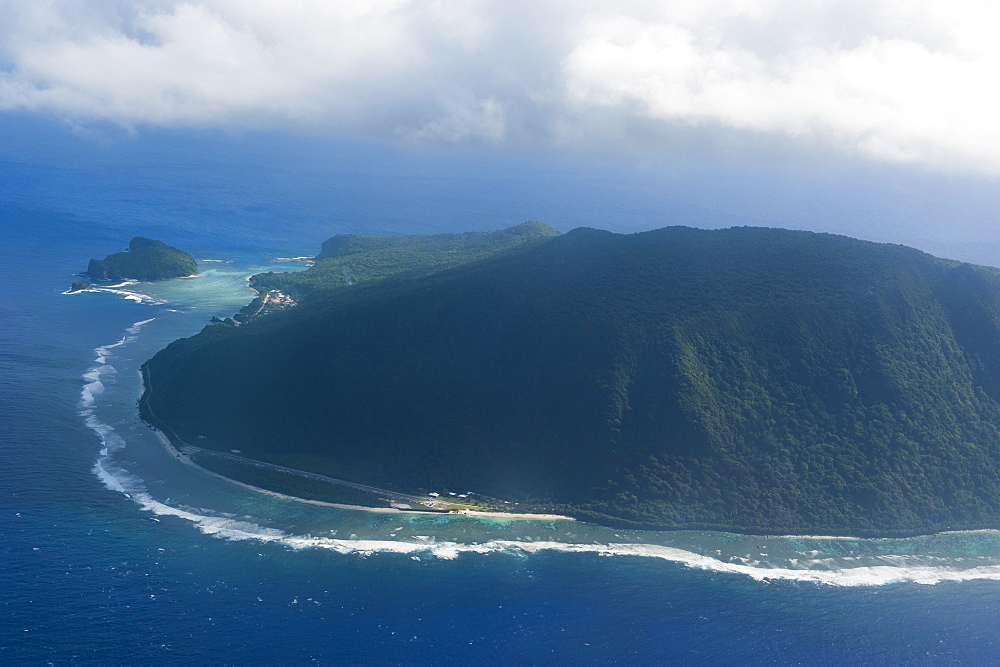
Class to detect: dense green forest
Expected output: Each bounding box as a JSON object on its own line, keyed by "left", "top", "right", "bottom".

{"left": 85, "top": 237, "right": 197, "bottom": 281}
{"left": 248, "top": 220, "right": 559, "bottom": 301}
{"left": 145, "top": 225, "right": 1000, "bottom": 536}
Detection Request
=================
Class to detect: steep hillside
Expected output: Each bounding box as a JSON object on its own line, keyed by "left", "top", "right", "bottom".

{"left": 145, "top": 226, "right": 1000, "bottom": 535}
{"left": 85, "top": 237, "right": 197, "bottom": 281}
{"left": 248, "top": 220, "right": 559, "bottom": 301}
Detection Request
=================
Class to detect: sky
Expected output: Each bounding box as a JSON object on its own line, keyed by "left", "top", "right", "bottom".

{"left": 3, "top": 0, "right": 1000, "bottom": 174}
{"left": 2, "top": 1, "right": 1000, "bottom": 262}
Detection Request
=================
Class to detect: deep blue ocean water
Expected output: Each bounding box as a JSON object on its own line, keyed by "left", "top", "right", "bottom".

{"left": 4, "top": 119, "right": 1000, "bottom": 662}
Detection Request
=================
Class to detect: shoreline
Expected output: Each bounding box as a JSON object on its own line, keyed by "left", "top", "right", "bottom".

{"left": 151, "top": 424, "right": 574, "bottom": 520}
{"left": 139, "top": 365, "right": 575, "bottom": 522}
{"left": 145, "top": 416, "right": 1000, "bottom": 537}
{"left": 137, "top": 367, "right": 1000, "bottom": 539}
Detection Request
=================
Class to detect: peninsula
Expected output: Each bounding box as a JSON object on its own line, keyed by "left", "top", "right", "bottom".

{"left": 84, "top": 237, "right": 198, "bottom": 282}
{"left": 143, "top": 224, "right": 1000, "bottom": 536}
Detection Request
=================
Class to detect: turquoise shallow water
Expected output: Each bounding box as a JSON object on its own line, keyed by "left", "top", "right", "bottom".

{"left": 4, "top": 123, "right": 1000, "bottom": 661}
{"left": 71, "top": 254, "right": 1000, "bottom": 589}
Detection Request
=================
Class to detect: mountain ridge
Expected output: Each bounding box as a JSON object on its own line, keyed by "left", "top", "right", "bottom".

{"left": 144, "top": 224, "right": 1000, "bottom": 535}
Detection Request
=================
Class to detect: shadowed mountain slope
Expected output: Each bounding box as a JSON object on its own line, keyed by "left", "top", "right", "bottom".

{"left": 145, "top": 226, "right": 1000, "bottom": 535}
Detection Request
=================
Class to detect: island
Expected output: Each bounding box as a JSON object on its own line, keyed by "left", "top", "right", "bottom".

{"left": 83, "top": 237, "right": 198, "bottom": 282}
{"left": 142, "top": 224, "right": 1000, "bottom": 536}
{"left": 246, "top": 220, "right": 560, "bottom": 303}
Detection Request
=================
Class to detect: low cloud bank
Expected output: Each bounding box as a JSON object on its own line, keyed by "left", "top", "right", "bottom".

{"left": 2, "top": 1, "right": 998, "bottom": 173}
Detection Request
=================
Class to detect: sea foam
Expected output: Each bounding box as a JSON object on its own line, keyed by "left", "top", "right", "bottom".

{"left": 82, "top": 319, "right": 1000, "bottom": 588}
{"left": 112, "top": 495, "right": 1000, "bottom": 587}
{"left": 63, "top": 282, "right": 165, "bottom": 305}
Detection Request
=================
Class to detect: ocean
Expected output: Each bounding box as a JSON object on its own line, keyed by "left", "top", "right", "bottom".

{"left": 3, "top": 120, "right": 1000, "bottom": 663}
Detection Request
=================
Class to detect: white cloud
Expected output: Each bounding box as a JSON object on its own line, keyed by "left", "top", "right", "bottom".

{"left": 2, "top": 0, "right": 1000, "bottom": 173}
{"left": 562, "top": 6, "right": 1000, "bottom": 171}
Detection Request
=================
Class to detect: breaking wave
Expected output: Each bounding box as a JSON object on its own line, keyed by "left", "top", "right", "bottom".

{"left": 64, "top": 280, "right": 165, "bottom": 305}
{"left": 104, "top": 487, "right": 1000, "bottom": 586}
{"left": 82, "top": 319, "right": 1000, "bottom": 587}
{"left": 81, "top": 318, "right": 154, "bottom": 454}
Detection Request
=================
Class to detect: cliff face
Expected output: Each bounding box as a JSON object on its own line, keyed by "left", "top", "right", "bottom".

{"left": 85, "top": 237, "right": 197, "bottom": 282}
{"left": 146, "top": 226, "right": 1000, "bottom": 535}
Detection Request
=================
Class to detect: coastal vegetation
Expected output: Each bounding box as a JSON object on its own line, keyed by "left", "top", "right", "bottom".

{"left": 85, "top": 237, "right": 197, "bottom": 281}
{"left": 145, "top": 225, "right": 1000, "bottom": 536}
{"left": 247, "top": 221, "right": 559, "bottom": 302}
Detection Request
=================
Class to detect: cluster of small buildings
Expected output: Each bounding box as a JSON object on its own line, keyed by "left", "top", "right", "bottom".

{"left": 263, "top": 290, "right": 297, "bottom": 308}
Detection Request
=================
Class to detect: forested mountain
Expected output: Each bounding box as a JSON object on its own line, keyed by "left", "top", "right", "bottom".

{"left": 145, "top": 225, "right": 1000, "bottom": 535}
{"left": 85, "top": 237, "right": 197, "bottom": 281}
{"left": 249, "top": 220, "right": 559, "bottom": 301}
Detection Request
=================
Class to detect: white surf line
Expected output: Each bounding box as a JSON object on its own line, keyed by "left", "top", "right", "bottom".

{"left": 126, "top": 318, "right": 155, "bottom": 334}
{"left": 139, "top": 418, "right": 1000, "bottom": 585}
{"left": 63, "top": 284, "right": 166, "bottom": 305}
{"left": 85, "top": 319, "right": 157, "bottom": 487}
{"left": 120, "top": 487, "right": 1000, "bottom": 586}
{"left": 96, "top": 329, "right": 1000, "bottom": 585}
